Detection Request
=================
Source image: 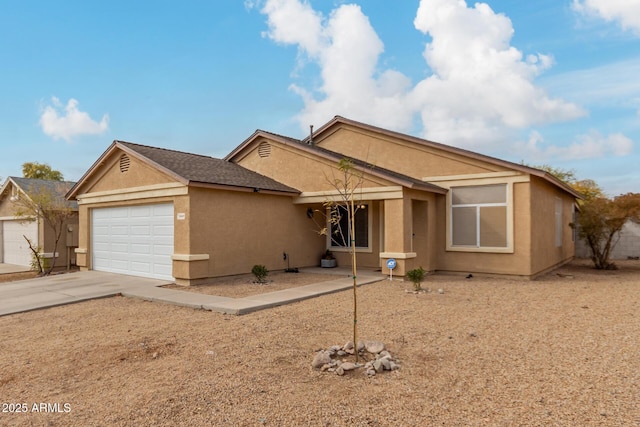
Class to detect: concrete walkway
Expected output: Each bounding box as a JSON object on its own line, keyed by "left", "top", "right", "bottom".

{"left": 0, "top": 268, "right": 384, "bottom": 317}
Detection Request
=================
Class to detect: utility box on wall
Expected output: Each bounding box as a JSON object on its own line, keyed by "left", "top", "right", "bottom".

{"left": 66, "top": 224, "right": 79, "bottom": 266}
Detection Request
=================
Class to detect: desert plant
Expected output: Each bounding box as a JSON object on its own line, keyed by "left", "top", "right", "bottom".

{"left": 322, "top": 249, "right": 334, "bottom": 260}
{"left": 251, "top": 264, "right": 269, "bottom": 284}
{"left": 573, "top": 193, "right": 640, "bottom": 269}
{"left": 26, "top": 237, "right": 44, "bottom": 274}
{"left": 406, "top": 267, "right": 426, "bottom": 291}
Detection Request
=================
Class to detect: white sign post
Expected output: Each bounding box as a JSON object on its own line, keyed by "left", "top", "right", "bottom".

{"left": 386, "top": 258, "right": 397, "bottom": 281}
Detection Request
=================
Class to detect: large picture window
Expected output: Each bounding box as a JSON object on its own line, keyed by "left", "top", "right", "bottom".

{"left": 451, "top": 184, "right": 508, "bottom": 249}
{"left": 329, "top": 204, "right": 369, "bottom": 249}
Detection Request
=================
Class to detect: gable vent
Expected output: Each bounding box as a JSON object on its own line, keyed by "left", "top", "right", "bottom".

{"left": 258, "top": 142, "right": 271, "bottom": 158}
{"left": 119, "top": 154, "right": 131, "bottom": 173}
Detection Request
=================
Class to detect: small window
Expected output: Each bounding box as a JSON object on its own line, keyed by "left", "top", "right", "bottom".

{"left": 329, "top": 204, "right": 369, "bottom": 249}
{"left": 555, "top": 197, "right": 563, "bottom": 247}
{"left": 119, "top": 154, "right": 131, "bottom": 173}
{"left": 451, "top": 184, "right": 508, "bottom": 249}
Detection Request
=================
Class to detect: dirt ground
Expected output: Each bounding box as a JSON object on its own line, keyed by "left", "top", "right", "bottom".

{"left": 1, "top": 259, "right": 639, "bottom": 426}
{"left": 163, "top": 271, "right": 343, "bottom": 298}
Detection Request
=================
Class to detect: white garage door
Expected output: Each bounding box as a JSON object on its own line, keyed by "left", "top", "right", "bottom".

{"left": 2, "top": 220, "right": 38, "bottom": 266}
{"left": 92, "top": 204, "right": 174, "bottom": 280}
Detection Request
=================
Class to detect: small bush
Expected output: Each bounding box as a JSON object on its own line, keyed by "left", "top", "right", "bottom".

{"left": 406, "top": 267, "right": 426, "bottom": 291}
{"left": 251, "top": 264, "right": 269, "bottom": 284}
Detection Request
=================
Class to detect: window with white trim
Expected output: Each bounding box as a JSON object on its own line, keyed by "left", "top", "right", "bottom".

{"left": 329, "top": 204, "right": 369, "bottom": 249}
{"left": 555, "top": 197, "right": 563, "bottom": 247}
{"left": 451, "top": 184, "right": 508, "bottom": 248}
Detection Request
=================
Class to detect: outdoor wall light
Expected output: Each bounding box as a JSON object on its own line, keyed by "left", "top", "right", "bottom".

{"left": 306, "top": 208, "right": 314, "bottom": 218}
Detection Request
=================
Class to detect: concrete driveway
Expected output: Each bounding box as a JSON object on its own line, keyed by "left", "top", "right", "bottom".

{"left": 0, "top": 271, "right": 168, "bottom": 316}
{"left": 0, "top": 267, "right": 384, "bottom": 316}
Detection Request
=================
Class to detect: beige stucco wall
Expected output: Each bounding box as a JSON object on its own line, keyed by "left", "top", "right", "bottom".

{"left": 314, "top": 125, "right": 510, "bottom": 178}
{"left": 377, "top": 190, "right": 438, "bottom": 276}
{"left": 84, "top": 152, "right": 175, "bottom": 194}
{"left": 529, "top": 176, "right": 575, "bottom": 275}
{"left": 235, "top": 139, "right": 397, "bottom": 192}
{"left": 39, "top": 213, "right": 79, "bottom": 269}
{"left": 185, "top": 187, "right": 325, "bottom": 280}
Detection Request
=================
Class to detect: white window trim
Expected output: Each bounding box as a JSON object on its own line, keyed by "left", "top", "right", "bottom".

{"left": 327, "top": 203, "right": 373, "bottom": 253}
{"left": 446, "top": 182, "right": 515, "bottom": 254}
{"left": 555, "top": 197, "right": 563, "bottom": 248}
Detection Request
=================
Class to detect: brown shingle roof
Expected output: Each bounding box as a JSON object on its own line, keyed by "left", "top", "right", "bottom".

{"left": 7, "top": 177, "right": 78, "bottom": 210}
{"left": 116, "top": 141, "right": 299, "bottom": 194}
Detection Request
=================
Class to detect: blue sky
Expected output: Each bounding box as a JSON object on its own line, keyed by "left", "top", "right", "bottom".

{"left": 1, "top": 0, "right": 638, "bottom": 195}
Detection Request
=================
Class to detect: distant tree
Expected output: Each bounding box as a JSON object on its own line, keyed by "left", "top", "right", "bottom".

{"left": 533, "top": 164, "right": 578, "bottom": 184}
{"left": 531, "top": 164, "right": 604, "bottom": 201}
{"left": 574, "top": 193, "right": 640, "bottom": 270}
{"left": 22, "top": 162, "right": 64, "bottom": 181}
{"left": 13, "top": 181, "right": 76, "bottom": 275}
{"left": 572, "top": 179, "right": 605, "bottom": 202}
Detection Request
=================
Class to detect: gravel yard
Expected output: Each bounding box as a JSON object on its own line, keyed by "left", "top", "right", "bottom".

{"left": 1, "top": 259, "right": 639, "bottom": 426}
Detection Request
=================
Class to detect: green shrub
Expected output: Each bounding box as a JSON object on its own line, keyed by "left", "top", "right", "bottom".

{"left": 406, "top": 267, "right": 426, "bottom": 291}
{"left": 251, "top": 264, "right": 269, "bottom": 284}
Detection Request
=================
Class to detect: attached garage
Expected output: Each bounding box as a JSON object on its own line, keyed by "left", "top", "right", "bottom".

{"left": 92, "top": 203, "right": 174, "bottom": 280}
{"left": 2, "top": 220, "right": 38, "bottom": 266}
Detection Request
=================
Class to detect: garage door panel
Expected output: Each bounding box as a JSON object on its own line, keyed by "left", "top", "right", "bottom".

{"left": 131, "top": 225, "right": 151, "bottom": 236}
{"left": 153, "top": 245, "right": 173, "bottom": 256}
{"left": 92, "top": 204, "right": 174, "bottom": 280}
{"left": 130, "top": 262, "right": 152, "bottom": 273}
{"left": 152, "top": 224, "right": 173, "bottom": 235}
{"left": 131, "top": 244, "right": 151, "bottom": 254}
{"left": 2, "top": 220, "right": 38, "bottom": 266}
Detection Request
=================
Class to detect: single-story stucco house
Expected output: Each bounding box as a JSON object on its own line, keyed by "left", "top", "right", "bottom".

{"left": 0, "top": 177, "right": 79, "bottom": 268}
{"left": 66, "top": 116, "right": 580, "bottom": 284}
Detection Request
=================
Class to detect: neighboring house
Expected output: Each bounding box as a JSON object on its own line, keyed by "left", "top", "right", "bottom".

{"left": 576, "top": 219, "right": 640, "bottom": 260}
{"left": 0, "top": 177, "right": 79, "bottom": 268}
{"left": 66, "top": 116, "right": 580, "bottom": 284}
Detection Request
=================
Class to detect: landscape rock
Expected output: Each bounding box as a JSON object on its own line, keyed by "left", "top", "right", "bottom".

{"left": 340, "top": 362, "right": 357, "bottom": 371}
{"left": 312, "top": 341, "right": 400, "bottom": 376}
{"left": 365, "top": 341, "right": 385, "bottom": 354}
{"left": 311, "top": 351, "right": 332, "bottom": 369}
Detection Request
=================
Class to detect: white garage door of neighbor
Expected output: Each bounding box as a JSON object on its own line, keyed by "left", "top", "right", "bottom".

{"left": 2, "top": 220, "right": 38, "bottom": 266}
{"left": 92, "top": 204, "right": 174, "bottom": 280}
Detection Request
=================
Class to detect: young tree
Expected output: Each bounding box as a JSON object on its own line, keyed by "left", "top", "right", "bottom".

{"left": 313, "top": 158, "right": 366, "bottom": 362}
{"left": 574, "top": 193, "right": 640, "bottom": 269}
{"left": 12, "top": 180, "right": 76, "bottom": 275}
{"left": 22, "top": 162, "right": 64, "bottom": 181}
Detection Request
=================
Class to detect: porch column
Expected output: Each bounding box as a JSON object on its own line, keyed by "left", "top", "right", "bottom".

{"left": 380, "top": 198, "right": 415, "bottom": 276}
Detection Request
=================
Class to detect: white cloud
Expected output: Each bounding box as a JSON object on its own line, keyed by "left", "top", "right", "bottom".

{"left": 411, "top": 0, "right": 584, "bottom": 149}
{"left": 572, "top": 0, "right": 640, "bottom": 36}
{"left": 39, "top": 97, "right": 109, "bottom": 142}
{"left": 515, "top": 129, "right": 634, "bottom": 161}
{"left": 261, "top": 0, "right": 415, "bottom": 132}
{"left": 259, "top": 0, "right": 584, "bottom": 151}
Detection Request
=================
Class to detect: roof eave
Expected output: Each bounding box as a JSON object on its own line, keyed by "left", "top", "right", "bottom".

{"left": 188, "top": 180, "right": 300, "bottom": 196}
